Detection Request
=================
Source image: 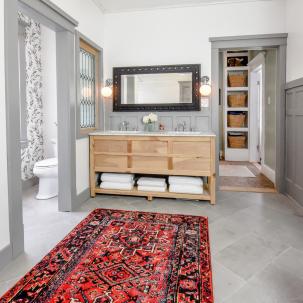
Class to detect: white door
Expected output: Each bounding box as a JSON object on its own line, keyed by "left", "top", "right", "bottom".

{"left": 248, "top": 53, "right": 265, "bottom": 165}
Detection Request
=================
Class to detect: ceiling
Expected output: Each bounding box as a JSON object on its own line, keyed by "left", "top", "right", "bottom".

{"left": 92, "top": 0, "right": 272, "bottom": 14}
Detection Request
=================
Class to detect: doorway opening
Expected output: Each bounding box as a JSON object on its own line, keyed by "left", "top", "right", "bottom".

{"left": 218, "top": 49, "right": 276, "bottom": 192}
{"left": 18, "top": 13, "right": 61, "bottom": 243}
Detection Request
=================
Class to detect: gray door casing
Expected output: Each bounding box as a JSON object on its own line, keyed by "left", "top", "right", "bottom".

{"left": 210, "top": 34, "right": 288, "bottom": 192}
{"left": 4, "top": 0, "right": 78, "bottom": 261}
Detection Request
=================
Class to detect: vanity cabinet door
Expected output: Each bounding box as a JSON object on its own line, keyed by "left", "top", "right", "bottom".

{"left": 131, "top": 156, "right": 168, "bottom": 171}
{"left": 172, "top": 157, "right": 210, "bottom": 173}
{"left": 94, "top": 155, "right": 128, "bottom": 170}
{"left": 132, "top": 140, "right": 167, "bottom": 154}
{"left": 172, "top": 140, "right": 211, "bottom": 156}
{"left": 94, "top": 139, "right": 128, "bottom": 153}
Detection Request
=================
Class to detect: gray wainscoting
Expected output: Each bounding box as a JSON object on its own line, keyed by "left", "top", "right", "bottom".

{"left": 285, "top": 79, "right": 303, "bottom": 207}
{"left": 104, "top": 100, "right": 211, "bottom": 132}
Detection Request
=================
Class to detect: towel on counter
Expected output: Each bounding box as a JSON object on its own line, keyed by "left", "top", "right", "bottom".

{"left": 101, "top": 173, "right": 134, "bottom": 183}
{"left": 169, "top": 184, "right": 203, "bottom": 195}
{"left": 138, "top": 185, "right": 167, "bottom": 193}
{"left": 100, "top": 181, "right": 134, "bottom": 191}
{"left": 137, "top": 177, "right": 166, "bottom": 187}
{"left": 169, "top": 176, "right": 203, "bottom": 186}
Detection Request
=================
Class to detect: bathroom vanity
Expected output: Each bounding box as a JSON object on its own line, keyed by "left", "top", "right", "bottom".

{"left": 89, "top": 131, "right": 216, "bottom": 204}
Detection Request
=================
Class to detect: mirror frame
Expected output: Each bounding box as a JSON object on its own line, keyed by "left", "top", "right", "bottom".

{"left": 113, "top": 64, "right": 201, "bottom": 112}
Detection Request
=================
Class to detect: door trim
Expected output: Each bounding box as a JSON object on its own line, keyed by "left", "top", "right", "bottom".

{"left": 4, "top": 0, "right": 78, "bottom": 261}
{"left": 210, "top": 33, "right": 287, "bottom": 192}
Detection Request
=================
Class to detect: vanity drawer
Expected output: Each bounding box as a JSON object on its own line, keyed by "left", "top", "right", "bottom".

{"left": 94, "top": 155, "right": 127, "bottom": 169}
{"left": 172, "top": 157, "right": 210, "bottom": 172}
{"left": 132, "top": 140, "right": 167, "bottom": 154}
{"left": 172, "top": 141, "right": 211, "bottom": 157}
{"left": 94, "top": 139, "right": 127, "bottom": 153}
{"left": 131, "top": 156, "right": 168, "bottom": 170}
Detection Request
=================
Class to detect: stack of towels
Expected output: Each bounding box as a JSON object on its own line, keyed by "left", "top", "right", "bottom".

{"left": 137, "top": 177, "right": 167, "bottom": 192}
{"left": 100, "top": 173, "right": 134, "bottom": 190}
{"left": 169, "top": 176, "right": 203, "bottom": 194}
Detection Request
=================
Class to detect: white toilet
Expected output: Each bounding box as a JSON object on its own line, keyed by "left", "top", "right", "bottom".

{"left": 33, "top": 139, "right": 58, "bottom": 200}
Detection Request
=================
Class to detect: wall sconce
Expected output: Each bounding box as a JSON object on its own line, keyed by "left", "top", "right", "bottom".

{"left": 200, "top": 76, "right": 211, "bottom": 97}
{"left": 101, "top": 79, "right": 113, "bottom": 98}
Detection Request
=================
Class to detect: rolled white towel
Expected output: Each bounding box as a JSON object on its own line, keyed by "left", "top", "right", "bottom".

{"left": 100, "top": 181, "right": 134, "bottom": 191}
{"left": 101, "top": 173, "right": 134, "bottom": 183}
{"left": 169, "top": 184, "right": 203, "bottom": 195}
{"left": 138, "top": 185, "right": 167, "bottom": 193}
{"left": 169, "top": 176, "right": 203, "bottom": 186}
{"left": 137, "top": 177, "right": 166, "bottom": 187}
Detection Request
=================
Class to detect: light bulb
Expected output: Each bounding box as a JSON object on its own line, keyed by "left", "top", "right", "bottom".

{"left": 101, "top": 86, "right": 113, "bottom": 98}
{"left": 199, "top": 84, "right": 211, "bottom": 96}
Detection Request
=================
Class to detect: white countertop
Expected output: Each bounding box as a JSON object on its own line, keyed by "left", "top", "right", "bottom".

{"left": 89, "top": 130, "right": 216, "bottom": 137}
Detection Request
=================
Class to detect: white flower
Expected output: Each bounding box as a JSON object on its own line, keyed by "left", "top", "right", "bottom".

{"left": 143, "top": 116, "right": 149, "bottom": 124}
{"left": 148, "top": 113, "right": 158, "bottom": 122}
{"left": 143, "top": 113, "right": 158, "bottom": 124}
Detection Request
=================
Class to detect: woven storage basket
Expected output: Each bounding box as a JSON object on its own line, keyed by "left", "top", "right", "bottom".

{"left": 228, "top": 94, "right": 247, "bottom": 107}
{"left": 228, "top": 134, "right": 246, "bottom": 148}
{"left": 228, "top": 113, "right": 246, "bottom": 127}
{"left": 228, "top": 74, "right": 247, "bottom": 87}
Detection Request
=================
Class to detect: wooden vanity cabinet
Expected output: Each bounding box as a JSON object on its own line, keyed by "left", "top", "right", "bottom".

{"left": 90, "top": 135, "right": 216, "bottom": 204}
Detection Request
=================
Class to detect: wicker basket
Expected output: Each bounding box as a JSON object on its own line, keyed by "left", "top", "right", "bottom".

{"left": 228, "top": 74, "right": 247, "bottom": 87}
{"left": 228, "top": 113, "right": 246, "bottom": 127}
{"left": 228, "top": 94, "right": 247, "bottom": 107}
{"left": 228, "top": 134, "right": 246, "bottom": 149}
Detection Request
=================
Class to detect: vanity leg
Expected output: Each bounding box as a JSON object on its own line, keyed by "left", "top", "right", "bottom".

{"left": 147, "top": 196, "right": 153, "bottom": 202}
{"left": 90, "top": 188, "right": 96, "bottom": 198}
{"left": 209, "top": 175, "right": 216, "bottom": 205}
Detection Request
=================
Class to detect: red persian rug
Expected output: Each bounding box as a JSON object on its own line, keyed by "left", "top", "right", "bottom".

{"left": 0, "top": 209, "right": 213, "bottom": 303}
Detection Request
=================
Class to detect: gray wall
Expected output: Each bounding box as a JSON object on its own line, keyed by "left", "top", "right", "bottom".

{"left": 285, "top": 81, "right": 303, "bottom": 206}
{"left": 104, "top": 100, "right": 211, "bottom": 132}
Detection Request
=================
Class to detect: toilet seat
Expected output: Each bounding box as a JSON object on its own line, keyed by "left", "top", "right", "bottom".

{"left": 35, "top": 158, "right": 58, "bottom": 168}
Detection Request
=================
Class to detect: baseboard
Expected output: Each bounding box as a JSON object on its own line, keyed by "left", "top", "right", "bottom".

{"left": 261, "top": 164, "right": 275, "bottom": 184}
{"left": 0, "top": 244, "right": 12, "bottom": 271}
{"left": 22, "top": 177, "right": 38, "bottom": 191}
{"left": 286, "top": 193, "right": 303, "bottom": 217}
{"left": 75, "top": 188, "right": 90, "bottom": 209}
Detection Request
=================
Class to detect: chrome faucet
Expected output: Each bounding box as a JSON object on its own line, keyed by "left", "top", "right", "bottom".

{"left": 176, "top": 121, "right": 186, "bottom": 132}
{"left": 119, "top": 121, "right": 130, "bottom": 131}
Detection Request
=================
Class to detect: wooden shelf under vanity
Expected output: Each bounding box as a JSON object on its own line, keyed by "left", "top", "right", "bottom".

{"left": 89, "top": 134, "right": 216, "bottom": 204}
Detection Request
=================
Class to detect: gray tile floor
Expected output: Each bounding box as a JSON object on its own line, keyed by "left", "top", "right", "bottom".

{"left": 1, "top": 186, "right": 303, "bottom": 302}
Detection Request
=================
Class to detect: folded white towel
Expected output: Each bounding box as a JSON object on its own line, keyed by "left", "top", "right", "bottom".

{"left": 137, "top": 177, "right": 166, "bottom": 187}
{"left": 169, "top": 184, "right": 203, "bottom": 195}
{"left": 100, "top": 181, "right": 134, "bottom": 191}
{"left": 101, "top": 173, "right": 134, "bottom": 183}
{"left": 169, "top": 176, "right": 203, "bottom": 186}
{"left": 138, "top": 185, "right": 167, "bottom": 192}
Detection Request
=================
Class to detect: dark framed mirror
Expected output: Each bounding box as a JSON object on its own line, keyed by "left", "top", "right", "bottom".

{"left": 113, "top": 64, "right": 201, "bottom": 111}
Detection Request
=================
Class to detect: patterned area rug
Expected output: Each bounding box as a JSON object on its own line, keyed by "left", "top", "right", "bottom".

{"left": 0, "top": 209, "right": 213, "bottom": 303}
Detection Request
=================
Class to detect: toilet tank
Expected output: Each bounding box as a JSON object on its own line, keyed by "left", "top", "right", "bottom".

{"left": 51, "top": 138, "right": 57, "bottom": 157}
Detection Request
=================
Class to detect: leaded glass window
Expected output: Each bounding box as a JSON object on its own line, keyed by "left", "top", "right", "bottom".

{"left": 80, "top": 40, "right": 99, "bottom": 130}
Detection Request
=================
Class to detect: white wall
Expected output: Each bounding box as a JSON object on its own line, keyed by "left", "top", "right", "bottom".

{"left": 0, "top": 0, "right": 11, "bottom": 250}
{"left": 286, "top": 0, "right": 303, "bottom": 82}
{"left": 50, "top": 0, "right": 105, "bottom": 194}
{"left": 41, "top": 25, "right": 57, "bottom": 158}
{"left": 104, "top": 0, "right": 286, "bottom": 79}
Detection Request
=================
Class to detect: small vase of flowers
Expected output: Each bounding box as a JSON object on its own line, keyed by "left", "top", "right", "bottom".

{"left": 143, "top": 113, "right": 158, "bottom": 132}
